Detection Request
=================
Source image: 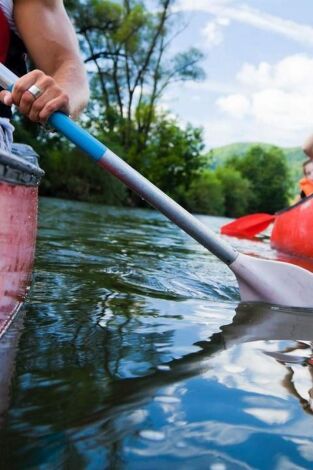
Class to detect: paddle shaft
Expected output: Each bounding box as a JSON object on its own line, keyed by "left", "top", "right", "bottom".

{"left": 0, "top": 64, "right": 237, "bottom": 264}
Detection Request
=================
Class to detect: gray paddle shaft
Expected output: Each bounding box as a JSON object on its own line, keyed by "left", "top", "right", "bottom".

{"left": 99, "top": 150, "right": 238, "bottom": 265}
{"left": 0, "top": 64, "right": 16, "bottom": 90}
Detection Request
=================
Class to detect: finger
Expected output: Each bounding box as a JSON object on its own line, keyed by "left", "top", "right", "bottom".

{"left": 0, "top": 90, "right": 13, "bottom": 106}
{"left": 26, "top": 90, "right": 51, "bottom": 122}
{"left": 38, "top": 94, "right": 70, "bottom": 123}
{"left": 28, "top": 91, "right": 68, "bottom": 123}
{"left": 11, "top": 69, "right": 44, "bottom": 106}
{"left": 19, "top": 88, "right": 39, "bottom": 117}
{"left": 19, "top": 75, "right": 55, "bottom": 118}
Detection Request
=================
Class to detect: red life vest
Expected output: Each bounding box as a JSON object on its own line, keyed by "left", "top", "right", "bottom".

{"left": 299, "top": 178, "right": 313, "bottom": 197}
{"left": 0, "top": 7, "right": 10, "bottom": 63}
{"left": 0, "top": 6, "right": 27, "bottom": 117}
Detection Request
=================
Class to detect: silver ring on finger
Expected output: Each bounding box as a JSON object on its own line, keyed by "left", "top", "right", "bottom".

{"left": 27, "top": 84, "right": 43, "bottom": 100}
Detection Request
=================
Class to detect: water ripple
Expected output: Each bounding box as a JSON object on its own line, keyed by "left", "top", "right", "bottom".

{"left": 1, "top": 198, "right": 313, "bottom": 469}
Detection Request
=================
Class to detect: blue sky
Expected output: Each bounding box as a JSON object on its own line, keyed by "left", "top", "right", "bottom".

{"left": 162, "top": 0, "right": 313, "bottom": 150}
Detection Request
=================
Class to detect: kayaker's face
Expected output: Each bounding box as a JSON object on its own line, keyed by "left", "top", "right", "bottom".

{"left": 304, "top": 161, "right": 313, "bottom": 181}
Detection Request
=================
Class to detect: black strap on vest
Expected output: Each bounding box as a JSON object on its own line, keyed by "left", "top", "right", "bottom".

{"left": 0, "top": 32, "right": 27, "bottom": 118}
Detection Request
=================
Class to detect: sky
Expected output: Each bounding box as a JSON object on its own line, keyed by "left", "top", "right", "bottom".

{"left": 162, "top": 0, "right": 313, "bottom": 150}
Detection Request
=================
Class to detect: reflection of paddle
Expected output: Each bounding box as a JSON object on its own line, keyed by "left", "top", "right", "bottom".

{"left": 71, "top": 302, "right": 313, "bottom": 427}
{"left": 221, "top": 213, "right": 275, "bottom": 238}
{"left": 221, "top": 302, "right": 313, "bottom": 345}
{"left": 2, "top": 63, "right": 313, "bottom": 307}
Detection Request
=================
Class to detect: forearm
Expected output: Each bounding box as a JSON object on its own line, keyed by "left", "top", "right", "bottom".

{"left": 14, "top": 0, "right": 89, "bottom": 118}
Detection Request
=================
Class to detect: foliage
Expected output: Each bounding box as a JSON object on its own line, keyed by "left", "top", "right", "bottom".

{"left": 140, "top": 115, "right": 205, "bottom": 199}
{"left": 226, "top": 145, "right": 292, "bottom": 213}
{"left": 40, "top": 147, "right": 127, "bottom": 204}
{"left": 65, "top": 0, "right": 205, "bottom": 157}
{"left": 14, "top": 117, "right": 127, "bottom": 205}
{"left": 186, "top": 144, "right": 291, "bottom": 216}
{"left": 215, "top": 166, "right": 252, "bottom": 217}
{"left": 185, "top": 170, "right": 225, "bottom": 215}
{"left": 209, "top": 141, "right": 304, "bottom": 197}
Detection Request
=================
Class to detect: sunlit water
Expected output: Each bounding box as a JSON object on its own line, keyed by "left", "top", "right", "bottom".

{"left": 1, "top": 197, "right": 313, "bottom": 469}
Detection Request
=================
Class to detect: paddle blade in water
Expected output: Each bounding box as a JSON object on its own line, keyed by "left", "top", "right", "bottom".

{"left": 230, "top": 253, "right": 313, "bottom": 308}
{"left": 221, "top": 213, "right": 275, "bottom": 238}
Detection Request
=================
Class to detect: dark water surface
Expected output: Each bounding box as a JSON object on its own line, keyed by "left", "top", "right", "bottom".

{"left": 1, "top": 197, "right": 313, "bottom": 469}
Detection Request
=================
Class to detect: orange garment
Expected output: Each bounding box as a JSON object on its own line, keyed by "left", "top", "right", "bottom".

{"left": 299, "top": 178, "right": 313, "bottom": 197}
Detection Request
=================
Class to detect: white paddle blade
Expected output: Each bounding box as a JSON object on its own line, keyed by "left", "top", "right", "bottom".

{"left": 230, "top": 253, "right": 313, "bottom": 307}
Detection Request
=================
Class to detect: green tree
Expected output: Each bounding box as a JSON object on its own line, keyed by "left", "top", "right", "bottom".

{"left": 227, "top": 145, "right": 291, "bottom": 213}
{"left": 65, "top": 0, "right": 205, "bottom": 157}
{"left": 185, "top": 170, "right": 225, "bottom": 215}
{"left": 15, "top": 1, "right": 207, "bottom": 206}
{"left": 216, "top": 166, "right": 252, "bottom": 217}
{"left": 14, "top": 117, "right": 127, "bottom": 204}
{"left": 142, "top": 114, "right": 205, "bottom": 199}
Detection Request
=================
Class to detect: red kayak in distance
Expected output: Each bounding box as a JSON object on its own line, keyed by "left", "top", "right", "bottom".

{"left": 271, "top": 195, "right": 313, "bottom": 260}
{"left": 221, "top": 194, "right": 313, "bottom": 264}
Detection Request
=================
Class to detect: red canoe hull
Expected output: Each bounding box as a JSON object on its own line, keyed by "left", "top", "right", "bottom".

{"left": 271, "top": 195, "right": 313, "bottom": 259}
{"left": 0, "top": 183, "right": 38, "bottom": 338}
{"left": 0, "top": 145, "right": 43, "bottom": 339}
{"left": 0, "top": 145, "right": 43, "bottom": 425}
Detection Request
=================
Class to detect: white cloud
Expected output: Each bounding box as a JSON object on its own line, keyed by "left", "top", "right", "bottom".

{"left": 252, "top": 89, "right": 313, "bottom": 131}
{"left": 201, "top": 17, "right": 231, "bottom": 48}
{"left": 162, "top": 55, "right": 313, "bottom": 148}
{"left": 202, "top": 21, "right": 224, "bottom": 47}
{"left": 216, "top": 17, "right": 230, "bottom": 27}
{"left": 176, "top": 0, "right": 313, "bottom": 48}
{"left": 237, "top": 62, "right": 272, "bottom": 90}
{"left": 217, "top": 94, "right": 250, "bottom": 119}
{"left": 217, "top": 86, "right": 311, "bottom": 130}
{"left": 237, "top": 55, "right": 313, "bottom": 92}
{"left": 220, "top": 5, "right": 313, "bottom": 47}
{"left": 244, "top": 407, "right": 290, "bottom": 425}
{"left": 165, "top": 1, "right": 313, "bottom": 149}
{"left": 214, "top": 54, "right": 313, "bottom": 146}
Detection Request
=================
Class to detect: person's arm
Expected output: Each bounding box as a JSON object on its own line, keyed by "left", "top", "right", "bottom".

{"left": 302, "top": 134, "right": 313, "bottom": 159}
{"left": 0, "top": 0, "right": 89, "bottom": 122}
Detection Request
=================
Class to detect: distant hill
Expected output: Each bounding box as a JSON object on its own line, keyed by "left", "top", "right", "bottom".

{"left": 207, "top": 142, "right": 306, "bottom": 195}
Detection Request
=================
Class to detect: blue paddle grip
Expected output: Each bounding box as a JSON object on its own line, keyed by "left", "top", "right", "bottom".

{"left": 48, "top": 112, "right": 106, "bottom": 161}
{"left": 5, "top": 80, "right": 106, "bottom": 161}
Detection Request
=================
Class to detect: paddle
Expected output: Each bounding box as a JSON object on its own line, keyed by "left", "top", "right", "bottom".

{"left": 220, "top": 213, "right": 275, "bottom": 238}
{"left": 1, "top": 63, "right": 313, "bottom": 308}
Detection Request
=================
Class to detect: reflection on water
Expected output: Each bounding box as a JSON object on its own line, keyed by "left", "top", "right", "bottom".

{"left": 1, "top": 197, "right": 313, "bottom": 468}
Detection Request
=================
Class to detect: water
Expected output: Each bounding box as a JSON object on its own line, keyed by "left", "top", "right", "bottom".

{"left": 1, "top": 197, "right": 313, "bottom": 469}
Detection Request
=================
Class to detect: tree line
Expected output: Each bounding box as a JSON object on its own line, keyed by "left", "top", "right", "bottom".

{"left": 14, "top": 0, "right": 292, "bottom": 216}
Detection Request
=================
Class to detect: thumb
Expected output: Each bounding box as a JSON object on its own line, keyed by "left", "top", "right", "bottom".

{"left": 0, "top": 90, "right": 13, "bottom": 106}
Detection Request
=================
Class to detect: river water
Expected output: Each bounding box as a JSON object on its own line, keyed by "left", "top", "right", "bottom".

{"left": 1, "top": 197, "right": 313, "bottom": 469}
